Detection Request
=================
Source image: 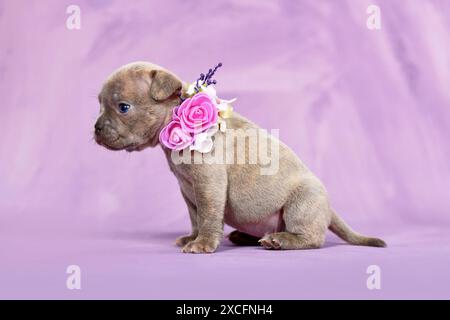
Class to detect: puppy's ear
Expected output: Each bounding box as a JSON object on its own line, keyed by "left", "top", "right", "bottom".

{"left": 150, "top": 70, "right": 182, "bottom": 101}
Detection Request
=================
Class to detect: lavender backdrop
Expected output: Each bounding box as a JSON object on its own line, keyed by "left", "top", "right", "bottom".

{"left": 1, "top": 0, "right": 450, "bottom": 299}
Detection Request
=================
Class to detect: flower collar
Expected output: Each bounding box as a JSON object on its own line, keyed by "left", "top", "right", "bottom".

{"left": 159, "top": 63, "right": 236, "bottom": 153}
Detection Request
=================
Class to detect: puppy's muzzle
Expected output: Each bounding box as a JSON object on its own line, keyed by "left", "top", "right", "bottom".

{"left": 94, "top": 117, "right": 119, "bottom": 146}
{"left": 94, "top": 118, "right": 107, "bottom": 136}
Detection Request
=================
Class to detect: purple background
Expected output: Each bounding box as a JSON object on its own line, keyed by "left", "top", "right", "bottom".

{"left": 1, "top": 0, "right": 450, "bottom": 299}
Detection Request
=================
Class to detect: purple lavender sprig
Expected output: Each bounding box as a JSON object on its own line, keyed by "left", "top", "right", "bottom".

{"left": 195, "top": 62, "right": 222, "bottom": 92}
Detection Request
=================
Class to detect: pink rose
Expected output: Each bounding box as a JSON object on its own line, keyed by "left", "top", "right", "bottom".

{"left": 176, "top": 93, "right": 218, "bottom": 133}
{"left": 159, "top": 119, "right": 194, "bottom": 150}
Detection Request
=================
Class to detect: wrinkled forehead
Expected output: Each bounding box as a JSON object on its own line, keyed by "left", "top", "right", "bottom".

{"left": 100, "top": 69, "right": 151, "bottom": 104}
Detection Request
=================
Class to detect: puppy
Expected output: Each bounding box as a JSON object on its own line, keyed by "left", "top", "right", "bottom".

{"left": 95, "top": 62, "right": 386, "bottom": 253}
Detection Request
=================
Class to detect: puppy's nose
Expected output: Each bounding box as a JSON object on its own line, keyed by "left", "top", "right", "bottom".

{"left": 95, "top": 121, "right": 103, "bottom": 135}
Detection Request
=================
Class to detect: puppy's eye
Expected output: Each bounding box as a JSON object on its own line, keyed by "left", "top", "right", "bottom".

{"left": 118, "top": 103, "right": 131, "bottom": 114}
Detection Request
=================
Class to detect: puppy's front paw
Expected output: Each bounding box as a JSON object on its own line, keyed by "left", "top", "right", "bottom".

{"left": 175, "top": 234, "right": 197, "bottom": 247}
{"left": 182, "top": 238, "right": 218, "bottom": 254}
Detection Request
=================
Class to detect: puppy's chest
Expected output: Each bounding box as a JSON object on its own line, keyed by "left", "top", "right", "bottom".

{"left": 171, "top": 167, "right": 195, "bottom": 198}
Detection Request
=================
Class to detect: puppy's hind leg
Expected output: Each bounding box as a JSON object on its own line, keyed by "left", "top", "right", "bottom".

{"left": 259, "top": 231, "right": 324, "bottom": 250}
{"left": 228, "top": 230, "right": 260, "bottom": 246}
{"left": 260, "top": 183, "right": 330, "bottom": 250}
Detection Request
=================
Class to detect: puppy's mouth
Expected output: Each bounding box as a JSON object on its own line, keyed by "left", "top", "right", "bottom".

{"left": 95, "top": 135, "right": 127, "bottom": 151}
{"left": 95, "top": 135, "right": 144, "bottom": 152}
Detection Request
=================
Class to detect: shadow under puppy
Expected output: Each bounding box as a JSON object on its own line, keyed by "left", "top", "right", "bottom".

{"left": 94, "top": 62, "right": 386, "bottom": 253}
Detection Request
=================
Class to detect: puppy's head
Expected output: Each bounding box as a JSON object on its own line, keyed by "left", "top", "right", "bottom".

{"left": 94, "top": 62, "right": 183, "bottom": 152}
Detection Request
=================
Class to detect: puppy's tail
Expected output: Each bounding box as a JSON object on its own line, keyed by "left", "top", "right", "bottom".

{"left": 329, "top": 209, "right": 387, "bottom": 248}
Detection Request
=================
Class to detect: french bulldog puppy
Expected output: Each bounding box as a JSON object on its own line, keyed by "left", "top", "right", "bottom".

{"left": 95, "top": 62, "right": 386, "bottom": 253}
